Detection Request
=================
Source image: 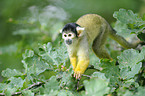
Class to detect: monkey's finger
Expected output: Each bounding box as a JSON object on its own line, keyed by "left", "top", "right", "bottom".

{"left": 73, "top": 73, "right": 76, "bottom": 77}
{"left": 76, "top": 74, "right": 78, "bottom": 79}
{"left": 78, "top": 73, "right": 81, "bottom": 79}
{"left": 76, "top": 72, "right": 79, "bottom": 79}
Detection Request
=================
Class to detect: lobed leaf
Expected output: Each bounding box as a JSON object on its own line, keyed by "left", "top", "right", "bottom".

{"left": 91, "top": 72, "right": 108, "bottom": 81}
{"left": 134, "top": 87, "right": 145, "bottom": 96}
{"left": 38, "top": 42, "right": 68, "bottom": 68}
{"left": 8, "top": 77, "right": 25, "bottom": 89}
{"left": 57, "top": 90, "right": 73, "bottom": 96}
{"left": 0, "top": 83, "right": 6, "bottom": 91}
{"left": 83, "top": 78, "right": 110, "bottom": 96}
{"left": 22, "top": 49, "right": 34, "bottom": 59}
{"left": 118, "top": 49, "right": 143, "bottom": 79}
{"left": 23, "top": 56, "right": 50, "bottom": 75}
{"left": 113, "top": 9, "right": 145, "bottom": 26}
{"left": 43, "top": 76, "right": 60, "bottom": 94}
{"left": 141, "top": 46, "right": 145, "bottom": 60}
{"left": 118, "top": 49, "right": 143, "bottom": 68}
{"left": 4, "top": 88, "right": 17, "bottom": 96}
{"left": 114, "top": 21, "right": 132, "bottom": 38}
{"left": 22, "top": 90, "right": 34, "bottom": 96}
{"left": 1, "top": 68, "right": 23, "bottom": 78}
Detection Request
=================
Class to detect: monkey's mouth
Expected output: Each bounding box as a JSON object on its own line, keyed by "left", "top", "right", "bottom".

{"left": 65, "top": 39, "right": 72, "bottom": 45}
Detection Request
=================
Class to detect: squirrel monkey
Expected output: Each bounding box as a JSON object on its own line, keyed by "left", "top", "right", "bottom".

{"left": 60, "top": 14, "right": 139, "bottom": 79}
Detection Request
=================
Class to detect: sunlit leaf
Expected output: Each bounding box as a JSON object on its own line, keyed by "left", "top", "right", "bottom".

{"left": 4, "top": 87, "right": 17, "bottom": 96}
{"left": 118, "top": 49, "right": 143, "bottom": 79}
{"left": 39, "top": 42, "right": 68, "bottom": 68}
{"left": 1, "top": 68, "right": 23, "bottom": 78}
{"left": 43, "top": 76, "right": 60, "bottom": 94}
{"left": 0, "top": 83, "right": 6, "bottom": 91}
{"left": 57, "top": 90, "right": 73, "bottom": 96}
{"left": 22, "top": 90, "right": 34, "bottom": 96}
{"left": 118, "top": 49, "right": 143, "bottom": 68}
{"left": 91, "top": 72, "right": 108, "bottom": 80}
{"left": 22, "top": 49, "right": 34, "bottom": 59}
{"left": 113, "top": 9, "right": 145, "bottom": 26}
{"left": 134, "top": 87, "right": 145, "bottom": 96}
{"left": 8, "top": 77, "right": 25, "bottom": 89}
{"left": 23, "top": 56, "right": 49, "bottom": 75}
{"left": 83, "top": 78, "right": 110, "bottom": 96}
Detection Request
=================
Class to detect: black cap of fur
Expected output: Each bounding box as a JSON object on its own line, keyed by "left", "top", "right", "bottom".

{"left": 62, "top": 23, "right": 80, "bottom": 37}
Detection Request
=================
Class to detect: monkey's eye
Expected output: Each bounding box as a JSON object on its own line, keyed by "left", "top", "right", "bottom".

{"left": 68, "top": 34, "right": 72, "bottom": 37}
{"left": 64, "top": 34, "right": 67, "bottom": 37}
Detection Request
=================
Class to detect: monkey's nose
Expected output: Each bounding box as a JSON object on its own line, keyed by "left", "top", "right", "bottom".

{"left": 66, "top": 39, "right": 72, "bottom": 45}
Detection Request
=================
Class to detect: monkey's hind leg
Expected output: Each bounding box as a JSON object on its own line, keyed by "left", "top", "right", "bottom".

{"left": 92, "top": 29, "right": 111, "bottom": 59}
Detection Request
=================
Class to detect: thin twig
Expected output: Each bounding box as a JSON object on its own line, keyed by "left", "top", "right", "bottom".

{"left": 0, "top": 82, "right": 44, "bottom": 96}
{"left": 82, "top": 74, "right": 91, "bottom": 78}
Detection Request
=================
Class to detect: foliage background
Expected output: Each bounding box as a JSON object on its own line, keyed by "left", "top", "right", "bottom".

{"left": 0, "top": 0, "right": 145, "bottom": 95}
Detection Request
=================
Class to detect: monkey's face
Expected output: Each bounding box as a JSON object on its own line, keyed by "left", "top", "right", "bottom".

{"left": 60, "top": 23, "right": 85, "bottom": 45}
{"left": 62, "top": 32, "right": 77, "bottom": 45}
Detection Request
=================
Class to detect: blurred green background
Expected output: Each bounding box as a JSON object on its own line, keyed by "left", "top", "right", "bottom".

{"left": 0, "top": 0, "right": 145, "bottom": 82}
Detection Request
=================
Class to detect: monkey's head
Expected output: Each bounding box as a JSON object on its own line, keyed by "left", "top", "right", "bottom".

{"left": 60, "top": 23, "right": 85, "bottom": 45}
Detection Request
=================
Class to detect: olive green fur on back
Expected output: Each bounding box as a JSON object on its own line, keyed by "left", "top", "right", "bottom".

{"left": 76, "top": 14, "right": 109, "bottom": 44}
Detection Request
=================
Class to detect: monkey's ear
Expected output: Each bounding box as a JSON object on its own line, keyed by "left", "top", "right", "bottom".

{"left": 76, "top": 27, "right": 85, "bottom": 37}
{"left": 59, "top": 29, "right": 63, "bottom": 33}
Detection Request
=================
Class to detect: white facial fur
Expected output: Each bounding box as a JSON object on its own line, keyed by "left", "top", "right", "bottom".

{"left": 62, "top": 32, "right": 75, "bottom": 39}
{"left": 62, "top": 32, "right": 76, "bottom": 45}
{"left": 60, "top": 26, "right": 85, "bottom": 45}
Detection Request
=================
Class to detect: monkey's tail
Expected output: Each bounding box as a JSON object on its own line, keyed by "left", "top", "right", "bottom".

{"left": 108, "top": 26, "right": 139, "bottom": 49}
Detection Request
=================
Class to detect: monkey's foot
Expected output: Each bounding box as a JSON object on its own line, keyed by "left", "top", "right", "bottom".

{"left": 74, "top": 71, "right": 81, "bottom": 79}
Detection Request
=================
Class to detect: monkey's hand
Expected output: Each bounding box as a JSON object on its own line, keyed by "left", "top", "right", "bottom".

{"left": 74, "top": 70, "right": 82, "bottom": 79}
{"left": 74, "top": 59, "right": 89, "bottom": 79}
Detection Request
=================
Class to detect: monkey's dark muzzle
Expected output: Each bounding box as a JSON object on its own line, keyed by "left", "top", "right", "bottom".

{"left": 65, "top": 39, "right": 72, "bottom": 45}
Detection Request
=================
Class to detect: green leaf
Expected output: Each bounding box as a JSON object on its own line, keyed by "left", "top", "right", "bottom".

{"left": 39, "top": 42, "right": 68, "bottom": 68}
{"left": 22, "top": 49, "right": 34, "bottom": 59}
{"left": 118, "top": 49, "right": 143, "bottom": 68}
{"left": 57, "top": 90, "right": 73, "bottom": 96}
{"left": 1, "top": 68, "right": 23, "bottom": 78}
{"left": 135, "top": 87, "right": 145, "bottom": 96}
{"left": 118, "top": 49, "right": 143, "bottom": 79}
{"left": 99, "top": 59, "right": 120, "bottom": 80}
{"left": 39, "top": 43, "right": 59, "bottom": 67}
{"left": 22, "top": 90, "right": 34, "bottom": 96}
{"left": 91, "top": 72, "right": 108, "bottom": 81}
{"left": 113, "top": 9, "right": 145, "bottom": 26}
{"left": 0, "top": 83, "right": 6, "bottom": 91}
{"left": 141, "top": 46, "right": 145, "bottom": 59}
{"left": 59, "top": 71, "right": 73, "bottom": 88}
{"left": 0, "top": 43, "right": 18, "bottom": 55}
{"left": 23, "top": 56, "right": 50, "bottom": 75}
{"left": 120, "top": 62, "right": 142, "bottom": 79}
{"left": 44, "top": 76, "right": 60, "bottom": 94}
{"left": 98, "top": 59, "right": 121, "bottom": 88}
{"left": 117, "top": 87, "right": 133, "bottom": 96}
{"left": 83, "top": 78, "right": 110, "bottom": 96}
{"left": 44, "top": 90, "right": 59, "bottom": 96}
{"left": 123, "top": 79, "right": 139, "bottom": 88}
{"left": 4, "top": 87, "right": 17, "bottom": 96}
{"left": 118, "top": 85, "right": 145, "bottom": 96}
{"left": 123, "top": 90, "right": 133, "bottom": 96}
{"left": 114, "top": 21, "right": 132, "bottom": 38}
{"left": 8, "top": 77, "right": 25, "bottom": 89}
{"left": 13, "top": 28, "right": 40, "bottom": 35}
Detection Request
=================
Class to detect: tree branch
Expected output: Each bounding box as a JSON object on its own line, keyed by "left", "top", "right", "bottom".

{"left": 0, "top": 82, "right": 44, "bottom": 96}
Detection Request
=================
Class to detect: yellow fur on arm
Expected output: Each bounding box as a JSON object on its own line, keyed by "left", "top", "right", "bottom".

{"left": 74, "top": 59, "right": 89, "bottom": 74}
{"left": 70, "top": 57, "right": 77, "bottom": 70}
